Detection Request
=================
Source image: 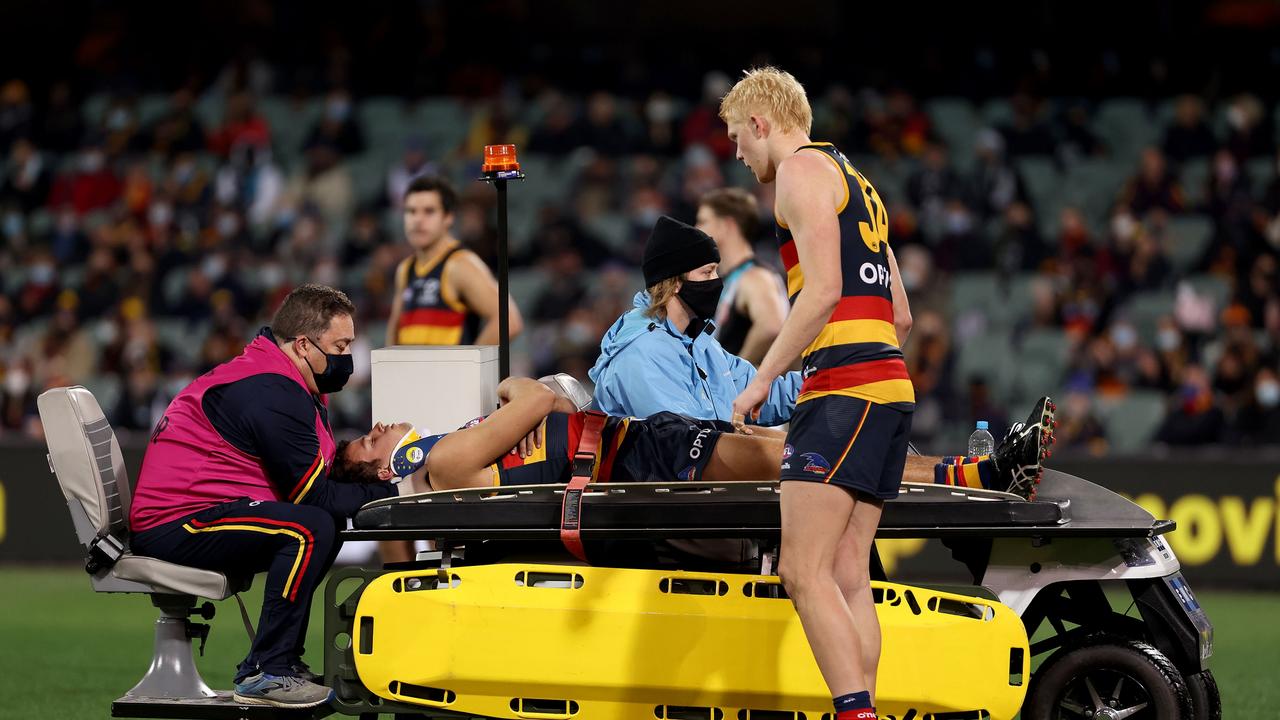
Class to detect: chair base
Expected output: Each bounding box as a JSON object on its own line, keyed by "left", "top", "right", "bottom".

{"left": 125, "top": 597, "right": 216, "bottom": 700}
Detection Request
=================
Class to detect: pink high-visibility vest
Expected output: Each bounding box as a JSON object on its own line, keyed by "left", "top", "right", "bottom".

{"left": 129, "top": 334, "right": 335, "bottom": 532}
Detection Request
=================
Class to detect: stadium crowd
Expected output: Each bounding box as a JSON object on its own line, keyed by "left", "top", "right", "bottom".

{"left": 1, "top": 59, "right": 1278, "bottom": 455}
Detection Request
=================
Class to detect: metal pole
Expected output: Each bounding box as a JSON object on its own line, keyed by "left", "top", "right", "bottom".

{"left": 495, "top": 178, "right": 510, "bottom": 381}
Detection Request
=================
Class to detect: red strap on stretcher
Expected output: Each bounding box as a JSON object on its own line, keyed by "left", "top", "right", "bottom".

{"left": 560, "top": 411, "right": 607, "bottom": 562}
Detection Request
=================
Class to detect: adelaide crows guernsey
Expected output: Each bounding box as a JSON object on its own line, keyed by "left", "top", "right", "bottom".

{"left": 776, "top": 143, "right": 914, "bottom": 411}
{"left": 395, "top": 241, "right": 481, "bottom": 345}
{"left": 481, "top": 412, "right": 632, "bottom": 486}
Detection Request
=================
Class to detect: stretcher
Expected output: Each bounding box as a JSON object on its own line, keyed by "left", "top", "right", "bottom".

{"left": 324, "top": 468, "right": 1212, "bottom": 720}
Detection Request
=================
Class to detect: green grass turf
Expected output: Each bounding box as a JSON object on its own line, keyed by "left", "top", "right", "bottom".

{"left": 0, "top": 566, "right": 1275, "bottom": 718}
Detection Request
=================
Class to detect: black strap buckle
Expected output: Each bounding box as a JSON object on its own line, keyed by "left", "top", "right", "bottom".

{"left": 85, "top": 533, "right": 125, "bottom": 574}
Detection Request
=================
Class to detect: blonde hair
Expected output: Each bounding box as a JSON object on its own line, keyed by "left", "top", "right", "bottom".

{"left": 718, "top": 66, "right": 812, "bottom": 135}
{"left": 643, "top": 276, "right": 683, "bottom": 321}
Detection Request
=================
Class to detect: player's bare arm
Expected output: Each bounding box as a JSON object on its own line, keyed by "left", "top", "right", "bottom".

{"left": 733, "top": 151, "right": 844, "bottom": 419}
{"left": 446, "top": 251, "right": 525, "bottom": 345}
{"left": 386, "top": 259, "right": 410, "bottom": 346}
{"left": 426, "top": 378, "right": 567, "bottom": 489}
{"left": 736, "top": 266, "right": 789, "bottom": 364}
{"left": 885, "top": 245, "right": 911, "bottom": 347}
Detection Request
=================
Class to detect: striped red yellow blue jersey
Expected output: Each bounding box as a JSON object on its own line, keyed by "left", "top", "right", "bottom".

{"left": 395, "top": 242, "right": 481, "bottom": 345}
{"left": 776, "top": 143, "right": 914, "bottom": 411}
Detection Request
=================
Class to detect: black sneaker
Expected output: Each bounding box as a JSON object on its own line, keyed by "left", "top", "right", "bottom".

{"left": 991, "top": 396, "right": 1056, "bottom": 500}
{"left": 290, "top": 661, "right": 322, "bottom": 685}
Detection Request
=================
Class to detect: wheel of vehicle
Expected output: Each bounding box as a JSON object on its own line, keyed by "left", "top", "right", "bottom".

{"left": 1024, "top": 634, "right": 1193, "bottom": 720}
{"left": 1184, "top": 669, "right": 1222, "bottom": 720}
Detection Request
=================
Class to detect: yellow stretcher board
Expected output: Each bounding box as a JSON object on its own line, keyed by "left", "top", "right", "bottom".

{"left": 353, "top": 564, "right": 1029, "bottom": 720}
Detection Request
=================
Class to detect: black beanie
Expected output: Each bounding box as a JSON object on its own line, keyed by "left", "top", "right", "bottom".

{"left": 642, "top": 215, "right": 720, "bottom": 287}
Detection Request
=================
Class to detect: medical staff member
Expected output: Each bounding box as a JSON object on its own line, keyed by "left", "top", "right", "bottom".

{"left": 129, "top": 284, "right": 400, "bottom": 709}
{"left": 589, "top": 215, "right": 801, "bottom": 426}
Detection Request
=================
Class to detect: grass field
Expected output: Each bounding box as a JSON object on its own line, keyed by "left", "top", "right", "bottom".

{"left": 1, "top": 566, "right": 1275, "bottom": 718}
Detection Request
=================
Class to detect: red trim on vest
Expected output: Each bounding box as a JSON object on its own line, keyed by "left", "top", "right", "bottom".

{"left": 290, "top": 453, "right": 324, "bottom": 500}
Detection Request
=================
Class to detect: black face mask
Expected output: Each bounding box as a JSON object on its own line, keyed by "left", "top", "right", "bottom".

{"left": 302, "top": 337, "right": 354, "bottom": 394}
{"left": 677, "top": 277, "right": 724, "bottom": 324}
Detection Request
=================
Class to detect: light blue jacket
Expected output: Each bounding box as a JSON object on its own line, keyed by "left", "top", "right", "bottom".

{"left": 588, "top": 292, "right": 801, "bottom": 425}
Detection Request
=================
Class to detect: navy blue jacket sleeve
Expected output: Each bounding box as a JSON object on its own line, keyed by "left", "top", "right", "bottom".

{"left": 204, "top": 375, "right": 394, "bottom": 517}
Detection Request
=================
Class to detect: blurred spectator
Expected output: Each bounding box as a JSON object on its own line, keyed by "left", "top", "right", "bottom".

{"left": 386, "top": 136, "right": 435, "bottom": 210}
{"left": 207, "top": 91, "right": 271, "bottom": 156}
{"left": 121, "top": 158, "right": 154, "bottom": 217}
{"left": 48, "top": 141, "right": 122, "bottom": 214}
{"left": 1155, "top": 364, "right": 1226, "bottom": 445}
{"left": 992, "top": 201, "right": 1046, "bottom": 272}
{"left": 906, "top": 141, "right": 966, "bottom": 243}
{"left": 1119, "top": 214, "right": 1173, "bottom": 294}
{"left": 1122, "top": 148, "right": 1184, "bottom": 216}
{"left": 1231, "top": 367, "right": 1280, "bottom": 444}
{"left": 1240, "top": 253, "right": 1278, "bottom": 328}
{"left": 528, "top": 91, "right": 580, "bottom": 154}
{"left": 145, "top": 88, "right": 206, "bottom": 156}
{"left": 1056, "top": 390, "right": 1109, "bottom": 455}
{"left": 163, "top": 151, "right": 212, "bottom": 213}
{"left": 303, "top": 88, "right": 366, "bottom": 157}
{"left": 869, "top": 88, "right": 931, "bottom": 159}
{"left": 903, "top": 311, "right": 955, "bottom": 441}
{"left": 0, "top": 80, "right": 34, "bottom": 152}
{"left": 1222, "top": 94, "right": 1274, "bottom": 161}
{"left": 77, "top": 247, "right": 122, "bottom": 320}
{"left": 1162, "top": 95, "right": 1217, "bottom": 165}
{"left": 2, "top": 137, "right": 51, "bottom": 211}
{"left": 531, "top": 249, "right": 588, "bottom": 323}
{"left": 640, "top": 91, "right": 681, "bottom": 157}
{"left": 460, "top": 99, "right": 528, "bottom": 160}
{"left": 1, "top": 357, "right": 39, "bottom": 433}
{"left": 963, "top": 377, "right": 1008, "bottom": 440}
{"left": 99, "top": 95, "right": 140, "bottom": 158}
{"left": 970, "top": 129, "right": 1030, "bottom": 220}
{"left": 342, "top": 205, "right": 389, "bottom": 266}
{"left": 217, "top": 144, "right": 286, "bottom": 231}
{"left": 680, "top": 72, "right": 735, "bottom": 161}
{"left": 286, "top": 145, "right": 354, "bottom": 247}
{"left": 25, "top": 298, "right": 98, "bottom": 386}
{"left": 16, "top": 251, "right": 61, "bottom": 320}
{"left": 37, "top": 81, "right": 84, "bottom": 154}
{"left": 575, "top": 91, "right": 635, "bottom": 156}
{"left": 999, "top": 93, "right": 1055, "bottom": 157}
{"left": 1054, "top": 102, "right": 1106, "bottom": 166}
{"left": 111, "top": 365, "right": 164, "bottom": 433}
{"left": 1203, "top": 149, "right": 1253, "bottom": 223}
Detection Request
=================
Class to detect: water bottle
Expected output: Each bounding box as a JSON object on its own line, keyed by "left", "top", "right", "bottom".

{"left": 967, "top": 421, "right": 995, "bottom": 458}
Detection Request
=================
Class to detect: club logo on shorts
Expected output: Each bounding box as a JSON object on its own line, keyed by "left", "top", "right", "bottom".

{"left": 782, "top": 444, "right": 794, "bottom": 459}
{"left": 677, "top": 465, "right": 697, "bottom": 481}
{"left": 800, "top": 452, "right": 831, "bottom": 475}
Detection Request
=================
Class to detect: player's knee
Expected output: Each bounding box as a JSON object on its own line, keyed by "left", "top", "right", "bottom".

{"left": 778, "top": 555, "right": 825, "bottom": 599}
{"left": 836, "top": 566, "right": 871, "bottom": 598}
{"left": 291, "top": 505, "right": 338, "bottom": 552}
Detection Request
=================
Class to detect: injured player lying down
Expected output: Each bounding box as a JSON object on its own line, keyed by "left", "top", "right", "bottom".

{"left": 334, "top": 377, "right": 1056, "bottom": 500}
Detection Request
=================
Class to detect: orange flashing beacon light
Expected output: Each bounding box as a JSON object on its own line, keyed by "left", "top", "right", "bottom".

{"left": 482, "top": 144, "right": 520, "bottom": 174}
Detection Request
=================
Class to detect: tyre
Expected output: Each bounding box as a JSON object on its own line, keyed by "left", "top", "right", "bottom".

{"left": 1185, "top": 669, "right": 1222, "bottom": 720}
{"left": 1024, "top": 634, "right": 1193, "bottom": 720}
